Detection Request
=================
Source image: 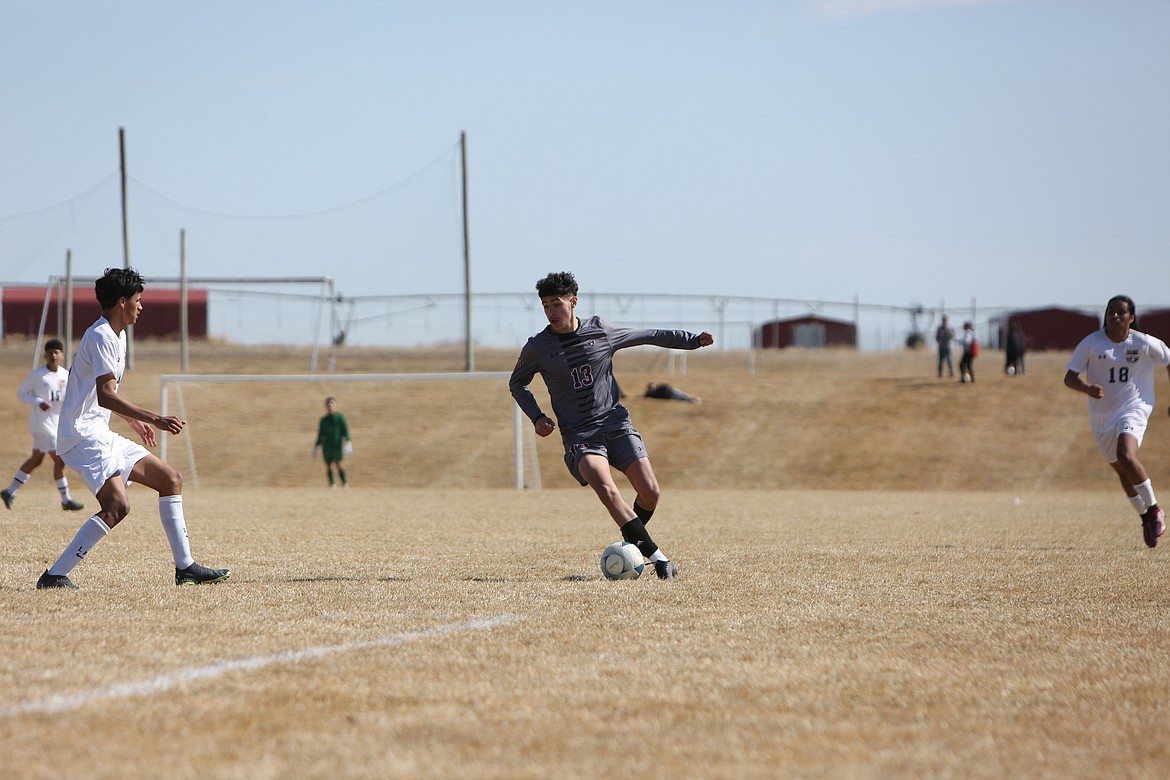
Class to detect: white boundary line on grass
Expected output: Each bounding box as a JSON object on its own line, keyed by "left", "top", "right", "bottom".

{"left": 1, "top": 615, "right": 523, "bottom": 720}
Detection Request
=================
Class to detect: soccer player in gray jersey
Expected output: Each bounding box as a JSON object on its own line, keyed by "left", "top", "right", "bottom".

{"left": 509, "top": 271, "right": 714, "bottom": 580}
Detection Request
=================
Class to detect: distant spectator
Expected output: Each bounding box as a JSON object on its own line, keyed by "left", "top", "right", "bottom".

{"left": 644, "top": 382, "right": 700, "bottom": 403}
{"left": 935, "top": 316, "right": 955, "bottom": 378}
{"left": 1005, "top": 321, "right": 1027, "bottom": 376}
{"left": 958, "top": 321, "right": 978, "bottom": 383}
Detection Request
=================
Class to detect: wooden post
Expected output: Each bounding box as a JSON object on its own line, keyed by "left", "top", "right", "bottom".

{"left": 65, "top": 251, "right": 74, "bottom": 362}
{"left": 120, "top": 127, "right": 134, "bottom": 368}
{"left": 462, "top": 131, "right": 473, "bottom": 372}
{"left": 180, "top": 229, "right": 189, "bottom": 372}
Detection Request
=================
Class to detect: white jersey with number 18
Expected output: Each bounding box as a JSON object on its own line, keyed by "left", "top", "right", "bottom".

{"left": 1067, "top": 328, "right": 1170, "bottom": 431}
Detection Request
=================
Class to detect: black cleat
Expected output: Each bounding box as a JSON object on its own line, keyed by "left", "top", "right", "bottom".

{"left": 175, "top": 562, "right": 232, "bottom": 586}
{"left": 1, "top": 490, "right": 12, "bottom": 509}
{"left": 36, "top": 570, "right": 79, "bottom": 590}
{"left": 61, "top": 499, "right": 85, "bottom": 511}
{"left": 654, "top": 560, "right": 678, "bottom": 580}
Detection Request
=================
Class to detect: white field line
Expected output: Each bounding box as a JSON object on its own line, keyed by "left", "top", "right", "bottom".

{"left": 1, "top": 615, "right": 523, "bottom": 720}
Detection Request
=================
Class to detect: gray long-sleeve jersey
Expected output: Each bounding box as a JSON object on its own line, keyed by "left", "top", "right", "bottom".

{"left": 509, "top": 315, "right": 704, "bottom": 439}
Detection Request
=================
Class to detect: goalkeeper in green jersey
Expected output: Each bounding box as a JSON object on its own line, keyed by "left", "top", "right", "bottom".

{"left": 313, "top": 396, "right": 352, "bottom": 488}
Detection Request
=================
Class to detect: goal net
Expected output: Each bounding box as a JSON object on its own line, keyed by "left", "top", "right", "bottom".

{"left": 158, "top": 372, "right": 543, "bottom": 490}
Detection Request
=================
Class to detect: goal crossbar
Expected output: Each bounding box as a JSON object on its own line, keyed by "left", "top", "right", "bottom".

{"left": 158, "top": 372, "right": 527, "bottom": 489}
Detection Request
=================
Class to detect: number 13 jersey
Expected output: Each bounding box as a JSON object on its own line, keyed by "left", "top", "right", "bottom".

{"left": 510, "top": 315, "right": 703, "bottom": 439}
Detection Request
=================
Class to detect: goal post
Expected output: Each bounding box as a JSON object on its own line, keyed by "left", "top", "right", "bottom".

{"left": 158, "top": 371, "right": 532, "bottom": 489}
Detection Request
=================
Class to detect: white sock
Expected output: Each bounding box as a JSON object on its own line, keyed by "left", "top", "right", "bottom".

{"left": 7, "top": 470, "right": 29, "bottom": 495}
{"left": 159, "top": 495, "right": 194, "bottom": 569}
{"left": 1129, "top": 494, "right": 1149, "bottom": 515}
{"left": 1136, "top": 480, "right": 1158, "bottom": 510}
{"left": 649, "top": 550, "right": 668, "bottom": 563}
{"left": 48, "top": 516, "right": 111, "bottom": 577}
{"left": 56, "top": 478, "right": 73, "bottom": 503}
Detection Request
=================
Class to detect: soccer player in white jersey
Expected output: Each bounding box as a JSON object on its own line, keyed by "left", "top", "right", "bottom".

{"left": 1, "top": 339, "right": 84, "bottom": 512}
{"left": 35, "top": 267, "right": 231, "bottom": 589}
{"left": 509, "top": 271, "right": 714, "bottom": 580}
{"left": 1065, "top": 295, "right": 1170, "bottom": 548}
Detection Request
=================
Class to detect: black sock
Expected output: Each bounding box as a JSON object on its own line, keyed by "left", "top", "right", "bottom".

{"left": 633, "top": 500, "right": 655, "bottom": 526}
{"left": 619, "top": 517, "right": 658, "bottom": 560}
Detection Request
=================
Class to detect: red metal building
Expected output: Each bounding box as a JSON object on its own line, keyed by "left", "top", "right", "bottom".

{"left": 2, "top": 286, "right": 208, "bottom": 340}
{"left": 1139, "top": 309, "right": 1170, "bottom": 344}
{"left": 989, "top": 307, "right": 1099, "bottom": 352}
{"left": 756, "top": 315, "right": 857, "bottom": 349}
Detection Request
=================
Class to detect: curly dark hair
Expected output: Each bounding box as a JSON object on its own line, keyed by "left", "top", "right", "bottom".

{"left": 95, "top": 267, "right": 146, "bottom": 310}
{"left": 535, "top": 271, "right": 578, "bottom": 299}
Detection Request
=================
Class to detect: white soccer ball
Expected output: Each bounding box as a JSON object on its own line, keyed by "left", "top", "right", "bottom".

{"left": 600, "top": 541, "right": 645, "bottom": 580}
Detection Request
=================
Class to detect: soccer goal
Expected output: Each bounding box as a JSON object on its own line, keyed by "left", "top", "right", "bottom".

{"left": 158, "top": 371, "right": 541, "bottom": 490}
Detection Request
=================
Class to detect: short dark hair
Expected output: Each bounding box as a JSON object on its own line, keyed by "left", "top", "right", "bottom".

{"left": 535, "top": 271, "right": 578, "bottom": 299}
{"left": 1105, "top": 294, "right": 1136, "bottom": 326}
{"left": 95, "top": 267, "right": 145, "bottom": 310}
{"left": 44, "top": 338, "right": 64, "bottom": 353}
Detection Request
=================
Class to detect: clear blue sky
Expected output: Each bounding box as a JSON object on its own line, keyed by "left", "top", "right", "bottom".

{"left": 2, "top": 0, "right": 1168, "bottom": 322}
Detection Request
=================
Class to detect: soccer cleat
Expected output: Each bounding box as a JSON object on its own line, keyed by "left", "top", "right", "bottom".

{"left": 36, "top": 570, "right": 79, "bottom": 590}
{"left": 653, "top": 560, "right": 678, "bottom": 580}
{"left": 61, "top": 499, "right": 85, "bottom": 511}
{"left": 1141, "top": 506, "right": 1166, "bottom": 549}
{"left": 175, "top": 562, "right": 232, "bottom": 586}
{"left": 1, "top": 490, "right": 12, "bottom": 509}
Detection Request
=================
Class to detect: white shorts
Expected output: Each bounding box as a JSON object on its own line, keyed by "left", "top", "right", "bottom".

{"left": 60, "top": 429, "right": 152, "bottom": 496}
{"left": 1093, "top": 412, "right": 1148, "bottom": 463}
{"left": 30, "top": 430, "right": 58, "bottom": 454}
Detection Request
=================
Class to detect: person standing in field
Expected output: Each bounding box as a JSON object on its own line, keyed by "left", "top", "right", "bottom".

{"left": 1, "top": 339, "right": 85, "bottom": 512}
{"left": 35, "top": 267, "right": 231, "bottom": 589}
{"left": 936, "top": 315, "right": 955, "bottom": 378}
{"left": 1005, "top": 320, "right": 1027, "bottom": 376}
{"left": 958, "top": 321, "right": 978, "bottom": 383}
{"left": 509, "top": 271, "right": 714, "bottom": 580}
{"left": 314, "top": 396, "right": 352, "bottom": 488}
{"left": 1064, "top": 294, "right": 1170, "bottom": 548}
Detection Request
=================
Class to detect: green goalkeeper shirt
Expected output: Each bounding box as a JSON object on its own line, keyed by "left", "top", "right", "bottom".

{"left": 316, "top": 412, "right": 350, "bottom": 461}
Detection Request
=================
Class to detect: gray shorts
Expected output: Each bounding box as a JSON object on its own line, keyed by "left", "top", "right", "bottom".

{"left": 563, "top": 422, "right": 648, "bottom": 486}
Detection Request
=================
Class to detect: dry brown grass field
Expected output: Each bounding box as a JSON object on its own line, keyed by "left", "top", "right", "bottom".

{"left": 2, "top": 339, "right": 1169, "bottom": 779}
